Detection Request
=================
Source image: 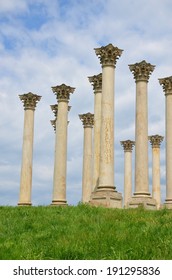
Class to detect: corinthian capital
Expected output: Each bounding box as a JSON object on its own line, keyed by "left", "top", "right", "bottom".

{"left": 88, "top": 73, "right": 102, "bottom": 92}
{"left": 52, "top": 84, "right": 75, "bottom": 102}
{"left": 50, "top": 104, "right": 71, "bottom": 117}
{"left": 129, "top": 60, "right": 155, "bottom": 82}
{"left": 94, "top": 43, "right": 123, "bottom": 67}
{"left": 50, "top": 104, "right": 58, "bottom": 118}
{"left": 79, "top": 112, "right": 94, "bottom": 127}
{"left": 19, "top": 92, "right": 41, "bottom": 110}
{"left": 50, "top": 119, "right": 56, "bottom": 132}
{"left": 120, "top": 140, "right": 135, "bottom": 152}
{"left": 148, "top": 135, "right": 164, "bottom": 148}
{"left": 159, "top": 76, "right": 172, "bottom": 95}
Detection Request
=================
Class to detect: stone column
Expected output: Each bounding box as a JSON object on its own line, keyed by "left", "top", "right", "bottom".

{"left": 120, "top": 140, "right": 135, "bottom": 208}
{"left": 90, "top": 43, "right": 123, "bottom": 208}
{"left": 18, "top": 92, "right": 41, "bottom": 206}
{"left": 128, "top": 60, "right": 156, "bottom": 209}
{"left": 159, "top": 76, "right": 172, "bottom": 209}
{"left": 79, "top": 113, "right": 94, "bottom": 203}
{"left": 88, "top": 73, "right": 102, "bottom": 191}
{"left": 149, "top": 135, "right": 164, "bottom": 209}
{"left": 51, "top": 84, "right": 75, "bottom": 206}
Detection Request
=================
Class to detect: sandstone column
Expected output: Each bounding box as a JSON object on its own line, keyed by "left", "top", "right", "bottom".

{"left": 18, "top": 92, "right": 41, "bottom": 206}
{"left": 120, "top": 140, "right": 135, "bottom": 208}
{"left": 90, "top": 43, "right": 123, "bottom": 208}
{"left": 128, "top": 60, "right": 156, "bottom": 209}
{"left": 79, "top": 113, "right": 94, "bottom": 203}
{"left": 149, "top": 135, "right": 164, "bottom": 209}
{"left": 159, "top": 76, "right": 172, "bottom": 209}
{"left": 51, "top": 84, "right": 75, "bottom": 206}
{"left": 88, "top": 73, "right": 102, "bottom": 191}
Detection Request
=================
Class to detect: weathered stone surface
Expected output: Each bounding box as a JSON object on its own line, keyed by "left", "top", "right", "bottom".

{"left": 94, "top": 43, "right": 123, "bottom": 67}
{"left": 51, "top": 84, "right": 75, "bottom": 206}
{"left": 149, "top": 135, "right": 164, "bottom": 209}
{"left": 128, "top": 61, "right": 156, "bottom": 209}
{"left": 127, "top": 196, "right": 157, "bottom": 210}
{"left": 159, "top": 76, "right": 172, "bottom": 208}
{"left": 120, "top": 140, "right": 135, "bottom": 152}
{"left": 79, "top": 113, "right": 94, "bottom": 203}
{"left": 18, "top": 93, "right": 41, "bottom": 206}
{"left": 89, "top": 44, "right": 123, "bottom": 208}
{"left": 52, "top": 84, "right": 75, "bottom": 101}
{"left": 90, "top": 188, "right": 122, "bottom": 208}
{"left": 79, "top": 112, "right": 94, "bottom": 127}
{"left": 50, "top": 119, "right": 56, "bottom": 132}
{"left": 129, "top": 60, "right": 155, "bottom": 82}
{"left": 88, "top": 73, "right": 102, "bottom": 91}
{"left": 19, "top": 92, "right": 41, "bottom": 110}
{"left": 88, "top": 73, "right": 102, "bottom": 191}
{"left": 121, "top": 140, "right": 135, "bottom": 208}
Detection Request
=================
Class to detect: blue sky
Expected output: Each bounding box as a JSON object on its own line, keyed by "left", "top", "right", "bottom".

{"left": 0, "top": 0, "right": 171, "bottom": 206}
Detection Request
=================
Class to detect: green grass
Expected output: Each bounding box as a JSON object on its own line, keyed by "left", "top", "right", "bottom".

{"left": 0, "top": 204, "right": 172, "bottom": 260}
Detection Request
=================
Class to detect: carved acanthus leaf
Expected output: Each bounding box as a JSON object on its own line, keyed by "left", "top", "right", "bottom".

{"left": 79, "top": 112, "right": 94, "bottom": 127}
{"left": 129, "top": 60, "right": 155, "bottom": 82}
{"left": 51, "top": 84, "right": 75, "bottom": 101}
{"left": 19, "top": 92, "right": 41, "bottom": 110}
{"left": 148, "top": 135, "right": 164, "bottom": 148}
{"left": 88, "top": 73, "right": 102, "bottom": 92}
{"left": 94, "top": 43, "right": 123, "bottom": 67}
{"left": 159, "top": 76, "right": 172, "bottom": 95}
{"left": 120, "top": 140, "right": 135, "bottom": 152}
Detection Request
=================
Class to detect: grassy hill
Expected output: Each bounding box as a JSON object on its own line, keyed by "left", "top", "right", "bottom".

{"left": 0, "top": 204, "right": 172, "bottom": 260}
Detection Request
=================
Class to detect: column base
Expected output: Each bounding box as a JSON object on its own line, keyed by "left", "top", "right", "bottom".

{"left": 18, "top": 202, "right": 32, "bottom": 206}
{"left": 163, "top": 199, "right": 172, "bottom": 209}
{"left": 133, "top": 191, "right": 151, "bottom": 197}
{"left": 51, "top": 200, "right": 67, "bottom": 206}
{"left": 127, "top": 196, "right": 157, "bottom": 210}
{"left": 89, "top": 186, "right": 123, "bottom": 208}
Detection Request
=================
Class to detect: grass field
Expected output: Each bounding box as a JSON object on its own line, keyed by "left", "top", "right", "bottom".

{"left": 0, "top": 204, "right": 172, "bottom": 260}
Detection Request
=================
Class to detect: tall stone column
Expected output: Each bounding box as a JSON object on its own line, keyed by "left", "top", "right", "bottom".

{"left": 18, "top": 92, "right": 41, "bottom": 206}
{"left": 51, "top": 84, "right": 75, "bottom": 206}
{"left": 79, "top": 113, "right": 94, "bottom": 203}
{"left": 128, "top": 60, "right": 156, "bottom": 209}
{"left": 90, "top": 43, "right": 123, "bottom": 208}
{"left": 120, "top": 140, "right": 135, "bottom": 208}
{"left": 88, "top": 73, "right": 102, "bottom": 191}
{"left": 149, "top": 135, "right": 164, "bottom": 209}
{"left": 159, "top": 76, "right": 172, "bottom": 209}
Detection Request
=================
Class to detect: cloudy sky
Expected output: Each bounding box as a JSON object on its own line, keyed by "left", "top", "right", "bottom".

{"left": 0, "top": 0, "right": 171, "bottom": 206}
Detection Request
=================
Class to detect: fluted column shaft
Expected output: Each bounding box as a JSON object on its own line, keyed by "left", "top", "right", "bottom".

{"left": 88, "top": 73, "right": 102, "bottom": 190}
{"left": 149, "top": 135, "right": 164, "bottom": 209}
{"left": 18, "top": 92, "right": 41, "bottom": 206}
{"left": 121, "top": 140, "right": 135, "bottom": 207}
{"left": 51, "top": 84, "right": 75, "bottom": 205}
{"left": 159, "top": 76, "right": 172, "bottom": 208}
{"left": 79, "top": 113, "right": 94, "bottom": 203}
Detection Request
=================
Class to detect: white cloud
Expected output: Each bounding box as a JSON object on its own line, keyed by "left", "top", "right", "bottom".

{"left": 0, "top": 0, "right": 27, "bottom": 13}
